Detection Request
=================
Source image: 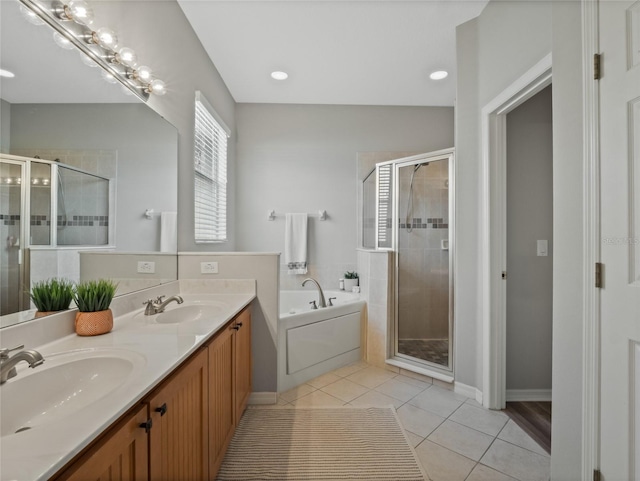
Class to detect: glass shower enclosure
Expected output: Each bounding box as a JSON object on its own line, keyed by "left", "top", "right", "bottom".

{"left": 371, "top": 149, "right": 455, "bottom": 375}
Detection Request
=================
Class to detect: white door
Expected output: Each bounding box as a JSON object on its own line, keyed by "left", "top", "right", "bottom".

{"left": 599, "top": 1, "right": 640, "bottom": 478}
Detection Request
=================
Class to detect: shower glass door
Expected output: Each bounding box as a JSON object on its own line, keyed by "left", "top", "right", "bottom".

{"left": 0, "top": 159, "right": 26, "bottom": 316}
{"left": 394, "top": 150, "right": 454, "bottom": 373}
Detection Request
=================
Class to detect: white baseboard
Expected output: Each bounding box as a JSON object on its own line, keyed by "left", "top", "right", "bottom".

{"left": 506, "top": 389, "right": 552, "bottom": 402}
{"left": 454, "top": 381, "right": 483, "bottom": 405}
{"left": 248, "top": 392, "right": 277, "bottom": 405}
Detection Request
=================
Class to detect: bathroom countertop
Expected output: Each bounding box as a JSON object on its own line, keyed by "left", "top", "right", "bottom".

{"left": 0, "top": 289, "right": 255, "bottom": 481}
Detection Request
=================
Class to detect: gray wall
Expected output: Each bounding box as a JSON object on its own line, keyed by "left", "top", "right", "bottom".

{"left": 0, "top": 99, "right": 9, "bottom": 153}
{"left": 505, "top": 85, "right": 553, "bottom": 391}
{"left": 91, "top": 0, "right": 238, "bottom": 251}
{"left": 9, "top": 103, "right": 177, "bottom": 252}
{"left": 456, "top": 1, "right": 587, "bottom": 477}
{"left": 235, "top": 103, "right": 454, "bottom": 288}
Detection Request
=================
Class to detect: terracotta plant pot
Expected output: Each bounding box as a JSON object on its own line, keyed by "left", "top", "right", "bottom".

{"left": 75, "top": 309, "right": 113, "bottom": 336}
{"left": 35, "top": 311, "right": 56, "bottom": 318}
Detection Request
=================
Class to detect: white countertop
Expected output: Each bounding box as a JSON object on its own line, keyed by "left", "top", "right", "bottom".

{"left": 0, "top": 287, "right": 255, "bottom": 481}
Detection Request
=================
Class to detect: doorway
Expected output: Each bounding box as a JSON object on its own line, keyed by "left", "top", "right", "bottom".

{"left": 503, "top": 85, "right": 553, "bottom": 454}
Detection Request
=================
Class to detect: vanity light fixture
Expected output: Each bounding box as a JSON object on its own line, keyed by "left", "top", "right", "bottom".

{"left": 271, "top": 71, "right": 288, "bottom": 80}
{"left": 429, "top": 70, "right": 449, "bottom": 80}
{"left": 18, "top": 0, "right": 167, "bottom": 101}
{"left": 0, "top": 69, "right": 16, "bottom": 78}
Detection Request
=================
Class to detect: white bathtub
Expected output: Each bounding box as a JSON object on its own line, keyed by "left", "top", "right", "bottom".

{"left": 277, "top": 289, "right": 366, "bottom": 392}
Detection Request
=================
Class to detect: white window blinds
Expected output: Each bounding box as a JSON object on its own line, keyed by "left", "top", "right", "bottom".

{"left": 376, "top": 164, "right": 393, "bottom": 248}
{"left": 194, "top": 92, "right": 229, "bottom": 243}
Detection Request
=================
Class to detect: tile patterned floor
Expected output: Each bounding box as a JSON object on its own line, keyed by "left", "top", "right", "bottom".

{"left": 398, "top": 339, "right": 450, "bottom": 366}
{"left": 256, "top": 361, "right": 550, "bottom": 481}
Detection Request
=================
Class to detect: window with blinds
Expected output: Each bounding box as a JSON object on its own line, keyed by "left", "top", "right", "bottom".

{"left": 194, "top": 92, "right": 229, "bottom": 243}
{"left": 376, "top": 163, "right": 393, "bottom": 248}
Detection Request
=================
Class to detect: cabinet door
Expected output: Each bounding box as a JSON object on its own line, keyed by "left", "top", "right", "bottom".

{"left": 235, "top": 308, "right": 252, "bottom": 421}
{"left": 148, "top": 348, "right": 208, "bottom": 481}
{"left": 208, "top": 322, "right": 235, "bottom": 478}
{"left": 56, "top": 405, "right": 149, "bottom": 481}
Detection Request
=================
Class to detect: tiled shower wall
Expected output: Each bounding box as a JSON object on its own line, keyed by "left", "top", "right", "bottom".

{"left": 0, "top": 182, "right": 21, "bottom": 315}
{"left": 397, "top": 159, "right": 449, "bottom": 340}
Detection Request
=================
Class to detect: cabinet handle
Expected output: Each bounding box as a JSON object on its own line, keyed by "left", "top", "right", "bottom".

{"left": 232, "top": 325, "right": 240, "bottom": 331}
{"left": 155, "top": 403, "right": 167, "bottom": 416}
{"left": 139, "top": 419, "right": 153, "bottom": 433}
{"left": 236, "top": 322, "right": 243, "bottom": 328}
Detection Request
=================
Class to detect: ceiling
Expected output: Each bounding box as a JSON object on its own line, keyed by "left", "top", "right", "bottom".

{"left": 178, "top": 0, "right": 488, "bottom": 107}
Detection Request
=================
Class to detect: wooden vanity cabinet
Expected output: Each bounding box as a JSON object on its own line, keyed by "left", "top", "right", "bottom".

{"left": 54, "top": 404, "right": 149, "bottom": 481}
{"left": 147, "top": 348, "right": 209, "bottom": 481}
{"left": 52, "top": 306, "right": 252, "bottom": 481}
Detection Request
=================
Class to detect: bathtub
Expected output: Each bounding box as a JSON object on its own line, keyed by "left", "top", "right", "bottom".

{"left": 277, "top": 290, "right": 366, "bottom": 392}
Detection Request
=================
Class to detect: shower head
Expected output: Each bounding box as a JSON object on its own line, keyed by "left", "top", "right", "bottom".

{"left": 413, "top": 162, "right": 430, "bottom": 172}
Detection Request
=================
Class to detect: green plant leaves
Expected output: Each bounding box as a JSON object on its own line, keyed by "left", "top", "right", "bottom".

{"left": 73, "top": 279, "right": 118, "bottom": 312}
{"left": 29, "top": 278, "right": 74, "bottom": 312}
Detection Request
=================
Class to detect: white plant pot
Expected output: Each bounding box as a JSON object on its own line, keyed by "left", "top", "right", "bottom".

{"left": 344, "top": 278, "right": 359, "bottom": 292}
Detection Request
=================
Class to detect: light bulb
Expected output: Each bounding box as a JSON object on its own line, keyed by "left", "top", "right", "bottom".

{"left": 147, "top": 79, "right": 166, "bottom": 96}
{"left": 53, "top": 31, "right": 75, "bottom": 50}
{"left": 135, "top": 66, "right": 152, "bottom": 82}
{"left": 91, "top": 28, "right": 117, "bottom": 50}
{"left": 65, "top": 1, "right": 94, "bottom": 26}
{"left": 117, "top": 47, "right": 137, "bottom": 67}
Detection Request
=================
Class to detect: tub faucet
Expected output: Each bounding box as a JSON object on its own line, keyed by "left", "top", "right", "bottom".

{"left": 143, "top": 295, "right": 184, "bottom": 315}
{"left": 0, "top": 345, "right": 44, "bottom": 384}
{"left": 302, "top": 278, "right": 327, "bottom": 308}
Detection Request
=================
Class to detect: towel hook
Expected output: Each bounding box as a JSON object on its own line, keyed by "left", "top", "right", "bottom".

{"left": 319, "top": 210, "right": 327, "bottom": 221}
{"left": 267, "top": 210, "right": 276, "bottom": 221}
{"left": 144, "top": 209, "right": 154, "bottom": 220}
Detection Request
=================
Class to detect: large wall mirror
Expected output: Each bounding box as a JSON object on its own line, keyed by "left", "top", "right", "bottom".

{"left": 0, "top": 0, "right": 178, "bottom": 327}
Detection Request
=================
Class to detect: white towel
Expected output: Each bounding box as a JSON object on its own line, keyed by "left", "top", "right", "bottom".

{"left": 160, "top": 212, "right": 178, "bottom": 252}
{"left": 285, "top": 213, "right": 308, "bottom": 275}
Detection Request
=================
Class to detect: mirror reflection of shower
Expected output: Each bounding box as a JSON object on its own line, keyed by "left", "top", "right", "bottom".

{"left": 395, "top": 153, "right": 453, "bottom": 371}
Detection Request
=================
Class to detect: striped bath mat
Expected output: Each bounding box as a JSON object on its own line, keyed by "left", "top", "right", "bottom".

{"left": 217, "top": 407, "right": 428, "bottom": 480}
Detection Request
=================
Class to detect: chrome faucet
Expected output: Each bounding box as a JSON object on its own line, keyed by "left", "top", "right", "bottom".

{"left": 0, "top": 345, "right": 44, "bottom": 384}
{"left": 302, "top": 278, "right": 327, "bottom": 308}
{"left": 143, "top": 295, "right": 184, "bottom": 315}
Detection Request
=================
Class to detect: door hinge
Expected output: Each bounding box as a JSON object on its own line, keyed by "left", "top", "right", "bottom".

{"left": 593, "top": 468, "right": 601, "bottom": 481}
{"left": 594, "top": 53, "right": 601, "bottom": 80}
{"left": 595, "top": 262, "right": 603, "bottom": 288}
{"left": 501, "top": 271, "right": 507, "bottom": 280}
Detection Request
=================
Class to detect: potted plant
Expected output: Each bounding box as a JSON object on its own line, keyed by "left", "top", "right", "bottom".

{"left": 29, "top": 278, "right": 74, "bottom": 318}
{"left": 344, "top": 271, "right": 359, "bottom": 292}
{"left": 73, "top": 279, "right": 118, "bottom": 336}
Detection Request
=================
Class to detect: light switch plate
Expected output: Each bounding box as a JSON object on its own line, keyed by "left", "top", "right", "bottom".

{"left": 537, "top": 240, "right": 548, "bottom": 257}
{"left": 137, "top": 261, "right": 155, "bottom": 274}
{"left": 201, "top": 261, "right": 219, "bottom": 274}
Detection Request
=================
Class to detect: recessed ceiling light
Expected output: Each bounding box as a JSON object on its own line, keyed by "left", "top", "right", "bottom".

{"left": 271, "top": 71, "right": 288, "bottom": 80}
{"left": 429, "top": 70, "right": 448, "bottom": 80}
{"left": 0, "top": 69, "right": 15, "bottom": 78}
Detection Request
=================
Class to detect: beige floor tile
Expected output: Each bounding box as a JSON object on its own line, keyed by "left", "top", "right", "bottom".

{"left": 346, "top": 366, "right": 397, "bottom": 389}
{"left": 449, "top": 403, "right": 509, "bottom": 436}
{"left": 498, "top": 420, "right": 549, "bottom": 457}
{"left": 397, "top": 403, "right": 446, "bottom": 438}
{"left": 414, "top": 439, "right": 476, "bottom": 481}
{"left": 349, "top": 390, "right": 403, "bottom": 408}
{"left": 404, "top": 430, "right": 425, "bottom": 448}
{"left": 464, "top": 397, "right": 484, "bottom": 408}
{"left": 331, "top": 361, "right": 369, "bottom": 378}
{"left": 467, "top": 464, "right": 518, "bottom": 481}
{"left": 290, "top": 390, "right": 345, "bottom": 407}
{"left": 395, "top": 373, "right": 433, "bottom": 389}
{"left": 306, "top": 372, "right": 342, "bottom": 389}
{"left": 320, "top": 378, "right": 369, "bottom": 402}
{"left": 279, "top": 383, "right": 317, "bottom": 403}
{"left": 427, "top": 420, "right": 494, "bottom": 461}
{"left": 375, "top": 378, "right": 426, "bottom": 402}
{"left": 409, "top": 386, "right": 465, "bottom": 418}
{"left": 432, "top": 378, "right": 455, "bottom": 391}
{"left": 481, "top": 439, "right": 550, "bottom": 481}
{"left": 399, "top": 368, "right": 434, "bottom": 384}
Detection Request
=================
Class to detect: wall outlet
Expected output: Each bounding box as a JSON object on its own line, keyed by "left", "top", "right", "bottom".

{"left": 137, "top": 261, "right": 156, "bottom": 274}
{"left": 201, "top": 261, "right": 219, "bottom": 274}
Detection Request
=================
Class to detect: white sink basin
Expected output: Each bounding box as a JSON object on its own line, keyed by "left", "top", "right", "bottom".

{"left": 155, "top": 302, "right": 226, "bottom": 324}
{"left": 0, "top": 349, "right": 145, "bottom": 438}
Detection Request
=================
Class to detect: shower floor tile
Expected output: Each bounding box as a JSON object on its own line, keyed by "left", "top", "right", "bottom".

{"left": 398, "top": 339, "right": 449, "bottom": 366}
